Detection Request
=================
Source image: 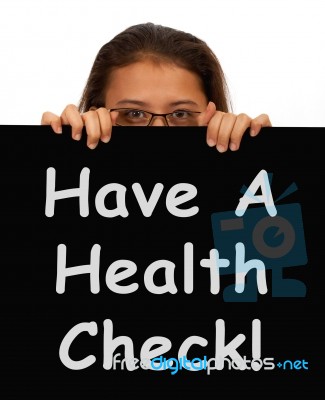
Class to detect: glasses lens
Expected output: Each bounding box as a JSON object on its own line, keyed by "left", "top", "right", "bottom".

{"left": 113, "top": 109, "right": 151, "bottom": 126}
{"left": 167, "top": 111, "right": 200, "bottom": 126}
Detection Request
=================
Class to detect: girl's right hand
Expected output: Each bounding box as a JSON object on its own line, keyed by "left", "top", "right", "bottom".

{"left": 41, "top": 104, "right": 112, "bottom": 149}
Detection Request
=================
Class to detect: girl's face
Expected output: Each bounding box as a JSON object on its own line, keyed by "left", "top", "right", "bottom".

{"left": 105, "top": 59, "right": 208, "bottom": 126}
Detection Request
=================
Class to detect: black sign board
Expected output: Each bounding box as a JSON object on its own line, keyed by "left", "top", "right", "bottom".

{"left": 2, "top": 126, "right": 323, "bottom": 397}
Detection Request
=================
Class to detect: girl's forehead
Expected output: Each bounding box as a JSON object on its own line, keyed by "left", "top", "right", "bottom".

{"left": 105, "top": 60, "right": 207, "bottom": 109}
{"left": 109, "top": 59, "right": 198, "bottom": 80}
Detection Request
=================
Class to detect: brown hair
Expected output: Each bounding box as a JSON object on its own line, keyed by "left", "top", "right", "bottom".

{"left": 78, "top": 22, "right": 231, "bottom": 113}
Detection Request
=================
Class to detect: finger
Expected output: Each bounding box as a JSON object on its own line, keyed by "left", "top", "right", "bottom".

{"left": 95, "top": 107, "right": 113, "bottom": 143}
{"left": 228, "top": 113, "right": 252, "bottom": 151}
{"left": 41, "top": 112, "right": 62, "bottom": 134}
{"left": 205, "top": 111, "right": 225, "bottom": 148}
{"left": 197, "top": 101, "right": 217, "bottom": 126}
{"left": 81, "top": 110, "right": 102, "bottom": 149}
{"left": 250, "top": 113, "right": 272, "bottom": 136}
{"left": 216, "top": 113, "right": 237, "bottom": 152}
{"left": 60, "top": 104, "right": 84, "bottom": 140}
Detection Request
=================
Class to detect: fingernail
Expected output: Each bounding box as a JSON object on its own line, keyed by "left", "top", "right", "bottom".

{"left": 207, "top": 138, "right": 216, "bottom": 147}
{"left": 101, "top": 135, "right": 110, "bottom": 143}
{"left": 229, "top": 142, "right": 237, "bottom": 151}
{"left": 217, "top": 144, "right": 226, "bottom": 153}
{"left": 74, "top": 133, "right": 81, "bottom": 141}
{"left": 250, "top": 129, "right": 256, "bottom": 136}
{"left": 88, "top": 143, "right": 97, "bottom": 150}
{"left": 55, "top": 126, "right": 62, "bottom": 134}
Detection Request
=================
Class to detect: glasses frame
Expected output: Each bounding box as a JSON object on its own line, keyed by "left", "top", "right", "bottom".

{"left": 109, "top": 108, "right": 201, "bottom": 127}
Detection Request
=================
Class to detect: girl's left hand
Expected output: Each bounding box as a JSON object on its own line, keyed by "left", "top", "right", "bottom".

{"left": 198, "top": 101, "right": 272, "bottom": 152}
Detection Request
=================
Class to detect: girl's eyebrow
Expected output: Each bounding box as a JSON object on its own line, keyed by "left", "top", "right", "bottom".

{"left": 114, "top": 99, "right": 200, "bottom": 108}
{"left": 169, "top": 100, "right": 199, "bottom": 107}
{"left": 115, "top": 99, "right": 147, "bottom": 107}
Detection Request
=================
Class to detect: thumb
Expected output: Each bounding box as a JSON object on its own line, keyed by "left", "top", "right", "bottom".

{"left": 197, "top": 101, "right": 216, "bottom": 125}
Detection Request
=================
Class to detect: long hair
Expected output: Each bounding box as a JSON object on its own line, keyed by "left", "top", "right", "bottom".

{"left": 78, "top": 23, "right": 231, "bottom": 113}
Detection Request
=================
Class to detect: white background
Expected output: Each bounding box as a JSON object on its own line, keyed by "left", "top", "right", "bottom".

{"left": 0, "top": 0, "right": 324, "bottom": 126}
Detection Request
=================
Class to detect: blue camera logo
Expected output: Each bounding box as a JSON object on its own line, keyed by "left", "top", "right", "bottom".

{"left": 211, "top": 176, "right": 308, "bottom": 302}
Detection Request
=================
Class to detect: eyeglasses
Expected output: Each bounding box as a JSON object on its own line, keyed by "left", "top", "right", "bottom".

{"left": 109, "top": 108, "right": 201, "bottom": 127}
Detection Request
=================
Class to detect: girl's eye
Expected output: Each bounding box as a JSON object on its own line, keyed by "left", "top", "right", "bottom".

{"left": 171, "top": 110, "right": 191, "bottom": 119}
{"left": 126, "top": 110, "right": 146, "bottom": 119}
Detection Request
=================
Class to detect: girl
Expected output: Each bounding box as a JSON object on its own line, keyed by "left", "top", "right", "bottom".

{"left": 41, "top": 22, "right": 271, "bottom": 151}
